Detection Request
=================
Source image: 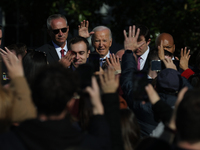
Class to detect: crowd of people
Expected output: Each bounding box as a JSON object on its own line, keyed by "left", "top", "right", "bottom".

{"left": 0, "top": 13, "right": 200, "bottom": 150}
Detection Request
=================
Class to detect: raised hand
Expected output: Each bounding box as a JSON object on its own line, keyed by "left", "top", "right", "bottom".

{"left": 158, "top": 40, "right": 165, "bottom": 60}
{"left": 106, "top": 53, "right": 121, "bottom": 72}
{"left": 179, "top": 47, "right": 190, "bottom": 70}
{"left": 59, "top": 50, "right": 75, "bottom": 68}
{"left": 162, "top": 58, "right": 177, "bottom": 70}
{"left": 123, "top": 25, "right": 144, "bottom": 52}
{"left": 145, "top": 83, "right": 160, "bottom": 105}
{"left": 0, "top": 47, "right": 24, "bottom": 79}
{"left": 85, "top": 76, "right": 104, "bottom": 115}
{"left": 99, "top": 67, "right": 119, "bottom": 93}
{"left": 78, "top": 20, "right": 94, "bottom": 38}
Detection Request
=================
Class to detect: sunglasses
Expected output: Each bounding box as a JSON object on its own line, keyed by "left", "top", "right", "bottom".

{"left": 52, "top": 27, "right": 68, "bottom": 34}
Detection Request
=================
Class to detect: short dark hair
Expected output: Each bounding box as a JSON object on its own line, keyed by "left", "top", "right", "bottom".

{"left": 176, "top": 88, "right": 200, "bottom": 143}
{"left": 16, "top": 43, "right": 27, "bottom": 57}
{"left": 68, "top": 36, "right": 89, "bottom": 51}
{"left": 23, "top": 50, "right": 47, "bottom": 85}
{"left": 0, "top": 25, "right": 2, "bottom": 30}
{"left": 7, "top": 44, "right": 18, "bottom": 53}
{"left": 31, "top": 63, "right": 79, "bottom": 116}
{"left": 136, "top": 25, "right": 150, "bottom": 42}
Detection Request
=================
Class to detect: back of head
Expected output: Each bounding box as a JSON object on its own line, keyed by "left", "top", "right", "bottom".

{"left": 16, "top": 43, "right": 27, "bottom": 57}
{"left": 176, "top": 88, "right": 200, "bottom": 143}
{"left": 120, "top": 109, "right": 140, "bottom": 150}
{"left": 23, "top": 50, "right": 47, "bottom": 85}
{"left": 31, "top": 63, "right": 79, "bottom": 116}
{"left": 47, "top": 14, "right": 67, "bottom": 30}
{"left": 7, "top": 44, "right": 19, "bottom": 55}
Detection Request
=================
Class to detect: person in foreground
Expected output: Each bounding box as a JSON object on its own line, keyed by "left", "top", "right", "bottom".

{"left": 0, "top": 63, "right": 111, "bottom": 150}
{"left": 0, "top": 47, "right": 36, "bottom": 132}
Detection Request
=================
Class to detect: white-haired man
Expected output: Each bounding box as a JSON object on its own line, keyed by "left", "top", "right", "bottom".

{"left": 91, "top": 26, "right": 112, "bottom": 60}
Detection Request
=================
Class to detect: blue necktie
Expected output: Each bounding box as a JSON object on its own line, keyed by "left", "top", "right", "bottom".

{"left": 100, "top": 58, "right": 104, "bottom": 67}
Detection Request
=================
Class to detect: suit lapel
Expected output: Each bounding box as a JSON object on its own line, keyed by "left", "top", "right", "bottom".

{"left": 48, "top": 42, "right": 59, "bottom": 61}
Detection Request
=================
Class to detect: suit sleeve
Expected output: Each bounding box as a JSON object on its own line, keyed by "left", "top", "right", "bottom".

{"left": 120, "top": 50, "right": 137, "bottom": 106}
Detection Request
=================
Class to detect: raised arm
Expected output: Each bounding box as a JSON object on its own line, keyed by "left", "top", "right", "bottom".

{"left": 78, "top": 20, "right": 94, "bottom": 38}
{"left": 0, "top": 47, "right": 36, "bottom": 122}
{"left": 99, "top": 67, "right": 124, "bottom": 150}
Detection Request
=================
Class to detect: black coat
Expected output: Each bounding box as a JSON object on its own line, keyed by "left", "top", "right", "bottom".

{"left": 36, "top": 42, "right": 59, "bottom": 64}
{"left": 0, "top": 115, "right": 111, "bottom": 150}
{"left": 120, "top": 50, "right": 192, "bottom": 137}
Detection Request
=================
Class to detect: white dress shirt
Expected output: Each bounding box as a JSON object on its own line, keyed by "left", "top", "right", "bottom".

{"left": 102, "top": 51, "right": 111, "bottom": 60}
{"left": 52, "top": 41, "right": 68, "bottom": 59}
{"left": 139, "top": 46, "right": 150, "bottom": 70}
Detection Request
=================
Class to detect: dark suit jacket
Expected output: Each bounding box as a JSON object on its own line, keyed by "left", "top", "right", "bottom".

{"left": 35, "top": 41, "right": 59, "bottom": 64}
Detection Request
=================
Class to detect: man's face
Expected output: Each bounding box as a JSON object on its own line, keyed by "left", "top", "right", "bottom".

{"left": 49, "top": 18, "right": 69, "bottom": 47}
{"left": 0, "top": 29, "right": 2, "bottom": 47}
{"left": 92, "top": 29, "right": 112, "bottom": 58}
{"left": 162, "top": 39, "right": 175, "bottom": 54}
{"left": 135, "top": 36, "right": 150, "bottom": 56}
{"left": 71, "top": 41, "right": 90, "bottom": 68}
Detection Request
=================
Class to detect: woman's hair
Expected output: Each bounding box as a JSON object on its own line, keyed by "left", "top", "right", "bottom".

{"left": 23, "top": 50, "right": 47, "bottom": 85}
{"left": 0, "top": 87, "right": 13, "bottom": 132}
{"left": 120, "top": 109, "right": 140, "bottom": 150}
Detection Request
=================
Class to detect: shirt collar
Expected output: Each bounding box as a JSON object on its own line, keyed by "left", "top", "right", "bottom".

{"left": 52, "top": 41, "right": 68, "bottom": 52}
{"left": 102, "top": 51, "right": 110, "bottom": 59}
{"left": 140, "top": 46, "right": 150, "bottom": 60}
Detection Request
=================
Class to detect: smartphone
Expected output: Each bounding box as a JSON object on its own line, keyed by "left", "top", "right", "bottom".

{"left": 132, "top": 71, "right": 148, "bottom": 100}
{"left": 151, "top": 60, "right": 166, "bottom": 71}
{"left": 88, "top": 52, "right": 100, "bottom": 72}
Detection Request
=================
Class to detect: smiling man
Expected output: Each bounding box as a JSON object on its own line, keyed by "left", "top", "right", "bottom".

{"left": 68, "top": 36, "right": 90, "bottom": 69}
{"left": 91, "top": 26, "right": 112, "bottom": 61}
{"left": 36, "top": 14, "right": 69, "bottom": 64}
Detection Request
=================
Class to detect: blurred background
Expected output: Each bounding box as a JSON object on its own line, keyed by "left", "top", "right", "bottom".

{"left": 0, "top": 0, "right": 200, "bottom": 63}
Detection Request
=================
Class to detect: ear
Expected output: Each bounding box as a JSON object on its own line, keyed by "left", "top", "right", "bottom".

{"left": 87, "top": 50, "right": 90, "bottom": 58}
{"left": 109, "top": 38, "right": 113, "bottom": 47}
{"left": 146, "top": 38, "right": 151, "bottom": 46}
{"left": 173, "top": 44, "right": 175, "bottom": 54}
{"left": 67, "top": 25, "right": 69, "bottom": 32}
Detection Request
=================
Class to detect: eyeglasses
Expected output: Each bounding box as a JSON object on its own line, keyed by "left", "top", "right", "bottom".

{"left": 52, "top": 27, "right": 68, "bottom": 34}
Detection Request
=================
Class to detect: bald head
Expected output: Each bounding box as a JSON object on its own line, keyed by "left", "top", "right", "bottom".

{"left": 156, "top": 33, "right": 175, "bottom": 54}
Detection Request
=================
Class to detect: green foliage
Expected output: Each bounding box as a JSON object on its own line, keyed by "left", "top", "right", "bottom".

{"left": 0, "top": 0, "right": 200, "bottom": 56}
